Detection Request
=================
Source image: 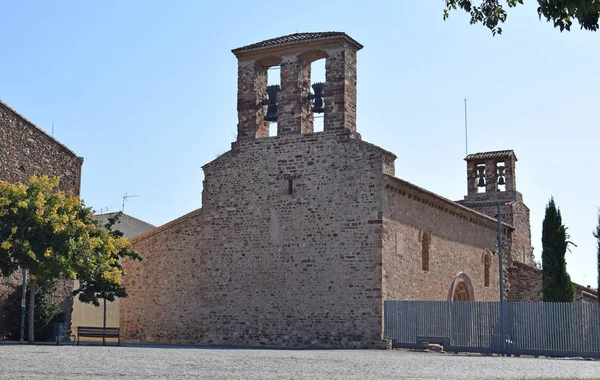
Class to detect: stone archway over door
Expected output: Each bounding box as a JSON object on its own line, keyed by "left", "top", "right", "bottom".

{"left": 448, "top": 272, "right": 475, "bottom": 302}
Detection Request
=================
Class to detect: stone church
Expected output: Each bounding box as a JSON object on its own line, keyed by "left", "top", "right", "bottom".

{"left": 121, "top": 32, "right": 590, "bottom": 348}
{"left": 1, "top": 32, "right": 594, "bottom": 345}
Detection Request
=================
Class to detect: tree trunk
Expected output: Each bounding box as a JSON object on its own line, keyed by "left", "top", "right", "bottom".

{"left": 27, "top": 278, "right": 36, "bottom": 344}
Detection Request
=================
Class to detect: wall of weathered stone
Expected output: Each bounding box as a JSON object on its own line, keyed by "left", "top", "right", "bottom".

{"left": 0, "top": 101, "right": 83, "bottom": 193}
{"left": 457, "top": 200, "right": 533, "bottom": 266}
{"left": 122, "top": 130, "right": 391, "bottom": 348}
{"left": 506, "top": 261, "right": 543, "bottom": 302}
{"left": 382, "top": 176, "right": 506, "bottom": 303}
{"left": 0, "top": 100, "right": 83, "bottom": 338}
{"left": 507, "top": 261, "right": 598, "bottom": 302}
{"left": 121, "top": 208, "right": 204, "bottom": 343}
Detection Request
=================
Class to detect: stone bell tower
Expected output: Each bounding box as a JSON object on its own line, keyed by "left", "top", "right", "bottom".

{"left": 458, "top": 150, "right": 533, "bottom": 265}
{"left": 231, "top": 32, "right": 363, "bottom": 140}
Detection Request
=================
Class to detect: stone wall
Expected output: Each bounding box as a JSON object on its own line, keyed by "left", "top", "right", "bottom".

{"left": 382, "top": 176, "right": 506, "bottom": 303}
{"left": 121, "top": 208, "right": 204, "bottom": 343}
{"left": 506, "top": 261, "right": 598, "bottom": 302}
{"left": 457, "top": 201, "right": 533, "bottom": 266}
{"left": 122, "top": 130, "right": 391, "bottom": 348}
{"left": 0, "top": 100, "right": 83, "bottom": 338}
{"left": 506, "top": 261, "right": 543, "bottom": 302}
{"left": 0, "top": 101, "right": 83, "bottom": 193}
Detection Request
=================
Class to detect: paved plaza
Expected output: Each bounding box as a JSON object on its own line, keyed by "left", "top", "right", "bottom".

{"left": 0, "top": 344, "right": 598, "bottom": 379}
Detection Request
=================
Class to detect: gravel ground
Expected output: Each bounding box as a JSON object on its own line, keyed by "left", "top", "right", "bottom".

{"left": 0, "top": 344, "right": 598, "bottom": 379}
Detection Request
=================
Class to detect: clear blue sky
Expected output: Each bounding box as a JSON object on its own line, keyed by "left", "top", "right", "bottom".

{"left": 2, "top": 1, "right": 598, "bottom": 287}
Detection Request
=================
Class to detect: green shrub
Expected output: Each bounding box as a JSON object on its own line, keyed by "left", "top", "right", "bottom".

{"left": 0, "top": 282, "right": 65, "bottom": 341}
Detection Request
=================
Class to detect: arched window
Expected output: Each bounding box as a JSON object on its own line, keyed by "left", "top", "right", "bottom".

{"left": 483, "top": 252, "right": 491, "bottom": 287}
{"left": 421, "top": 230, "right": 430, "bottom": 271}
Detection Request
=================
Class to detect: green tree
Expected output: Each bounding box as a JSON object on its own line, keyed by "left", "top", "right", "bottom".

{"left": 73, "top": 211, "right": 140, "bottom": 307}
{"left": 594, "top": 209, "right": 600, "bottom": 303}
{"left": 443, "top": 0, "right": 600, "bottom": 35}
{"left": 0, "top": 176, "right": 140, "bottom": 343}
{"left": 541, "top": 197, "right": 574, "bottom": 302}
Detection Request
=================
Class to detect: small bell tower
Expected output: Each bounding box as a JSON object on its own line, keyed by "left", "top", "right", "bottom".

{"left": 458, "top": 150, "right": 533, "bottom": 266}
{"left": 231, "top": 32, "right": 363, "bottom": 140}
{"left": 464, "top": 150, "right": 519, "bottom": 201}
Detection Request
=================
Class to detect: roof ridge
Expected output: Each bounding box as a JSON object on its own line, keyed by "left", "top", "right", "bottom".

{"left": 465, "top": 150, "right": 517, "bottom": 161}
{"left": 232, "top": 32, "right": 362, "bottom": 55}
{"left": 0, "top": 100, "right": 81, "bottom": 158}
{"left": 129, "top": 208, "right": 202, "bottom": 244}
{"left": 385, "top": 174, "right": 515, "bottom": 230}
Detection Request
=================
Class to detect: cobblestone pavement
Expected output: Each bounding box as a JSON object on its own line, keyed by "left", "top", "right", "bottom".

{"left": 0, "top": 345, "right": 599, "bottom": 379}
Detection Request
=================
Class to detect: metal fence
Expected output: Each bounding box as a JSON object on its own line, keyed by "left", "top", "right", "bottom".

{"left": 384, "top": 301, "right": 600, "bottom": 358}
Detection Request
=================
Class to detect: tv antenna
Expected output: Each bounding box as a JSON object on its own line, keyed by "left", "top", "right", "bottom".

{"left": 99, "top": 206, "right": 111, "bottom": 214}
{"left": 122, "top": 193, "right": 140, "bottom": 213}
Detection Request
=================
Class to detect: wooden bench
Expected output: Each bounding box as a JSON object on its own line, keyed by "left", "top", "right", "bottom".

{"left": 75, "top": 326, "right": 121, "bottom": 345}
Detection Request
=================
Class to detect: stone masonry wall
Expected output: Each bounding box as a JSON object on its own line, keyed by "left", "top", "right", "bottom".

{"left": 382, "top": 176, "right": 505, "bottom": 304}
{"left": 0, "top": 100, "right": 83, "bottom": 338}
{"left": 122, "top": 129, "right": 391, "bottom": 348}
{"left": 507, "top": 261, "right": 599, "bottom": 302}
{"left": 0, "top": 101, "right": 83, "bottom": 193}
{"left": 462, "top": 201, "right": 533, "bottom": 266}
{"left": 121, "top": 208, "right": 204, "bottom": 343}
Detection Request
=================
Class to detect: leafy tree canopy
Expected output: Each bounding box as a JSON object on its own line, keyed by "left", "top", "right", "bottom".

{"left": 0, "top": 176, "right": 141, "bottom": 341}
{"left": 443, "top": 0, "right": 600, "bottom": 35}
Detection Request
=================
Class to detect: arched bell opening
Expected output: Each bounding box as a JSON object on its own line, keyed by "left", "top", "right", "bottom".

{"left": 299, "top": 50, "right": 328, "bottom": 134}
{"left": 255, "top": 56, "right": 282, "bottom": 137}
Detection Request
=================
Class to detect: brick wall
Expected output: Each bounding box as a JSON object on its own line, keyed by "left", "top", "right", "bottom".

{"left": 0, "top": 100, "right": 83, "bottom": 338}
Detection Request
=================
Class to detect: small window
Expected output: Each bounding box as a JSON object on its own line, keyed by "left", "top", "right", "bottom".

{"left": 483, "top": 253, "right": 491, "bottom": 287}
{"left": 421, "top": 230, "right": 430, "bottom": 271}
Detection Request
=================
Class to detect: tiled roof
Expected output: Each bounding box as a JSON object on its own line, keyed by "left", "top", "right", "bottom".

{"left": 232, "top": 32, "right": 363, "bottom": 55}
{"left": 465, "top": 150, "right": 517, "bottom": 161}
{"left": 0, "top": 100, "right": 80, "bottom": 158}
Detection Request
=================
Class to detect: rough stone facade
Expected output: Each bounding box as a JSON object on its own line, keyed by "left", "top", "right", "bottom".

{"left": 120, "top": 32, "right": 587, "bottom": 349}
{"left": 383, "top": 176, "right": 507, "bottom": 303}
{"left": 0, "top": 100, "right": 83, "bottom": 337}
{"left": 0, "top": 101, "right": 83, "bottom": 193}
{"left": 507, "top": 261, "right": 598, "bottom": 303}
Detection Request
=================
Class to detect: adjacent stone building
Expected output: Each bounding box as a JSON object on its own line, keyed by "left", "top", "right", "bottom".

{"left": 120, "top": 32, "right": 596, "bottom": 348}
{"left": 0, "top": 100, "right": 84, "bottom": 337}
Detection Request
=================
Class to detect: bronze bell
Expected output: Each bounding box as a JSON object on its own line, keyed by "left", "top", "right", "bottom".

{"left": 311, "top": 82, "right": 325, "bottom": 113}
{"left": 263, "top": 85, "right": 280, "bottom": 122}
{"left": 498, "top": 176, "right": 506, "bottom": 186}
{"left": 477, "top": 177, "right": 486, "bottom": 187}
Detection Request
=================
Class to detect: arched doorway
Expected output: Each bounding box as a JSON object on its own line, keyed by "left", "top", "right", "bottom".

{"left": 448, "top": 273, "right": 475, "bottom": 347}
{"left": 452, "top": 282, "right": 472, "bottom": 301}
{"left": 448, "top": 272, "right": 475, "bottom": 302}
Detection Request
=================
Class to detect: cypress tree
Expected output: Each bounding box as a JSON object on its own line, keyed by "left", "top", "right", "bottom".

{"left": 541, "top": 198, "right": 574, "bottom": 302}
{"left": 594, "top": 210, "right": 600, "bottom": 303}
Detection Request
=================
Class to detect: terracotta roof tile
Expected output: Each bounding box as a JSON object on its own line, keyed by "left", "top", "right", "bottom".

{"left": 465, "top": 150, "right": 517, "bottom": 161}
{"left": 232, "top": 32, "right": 362, "bottom": 55}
